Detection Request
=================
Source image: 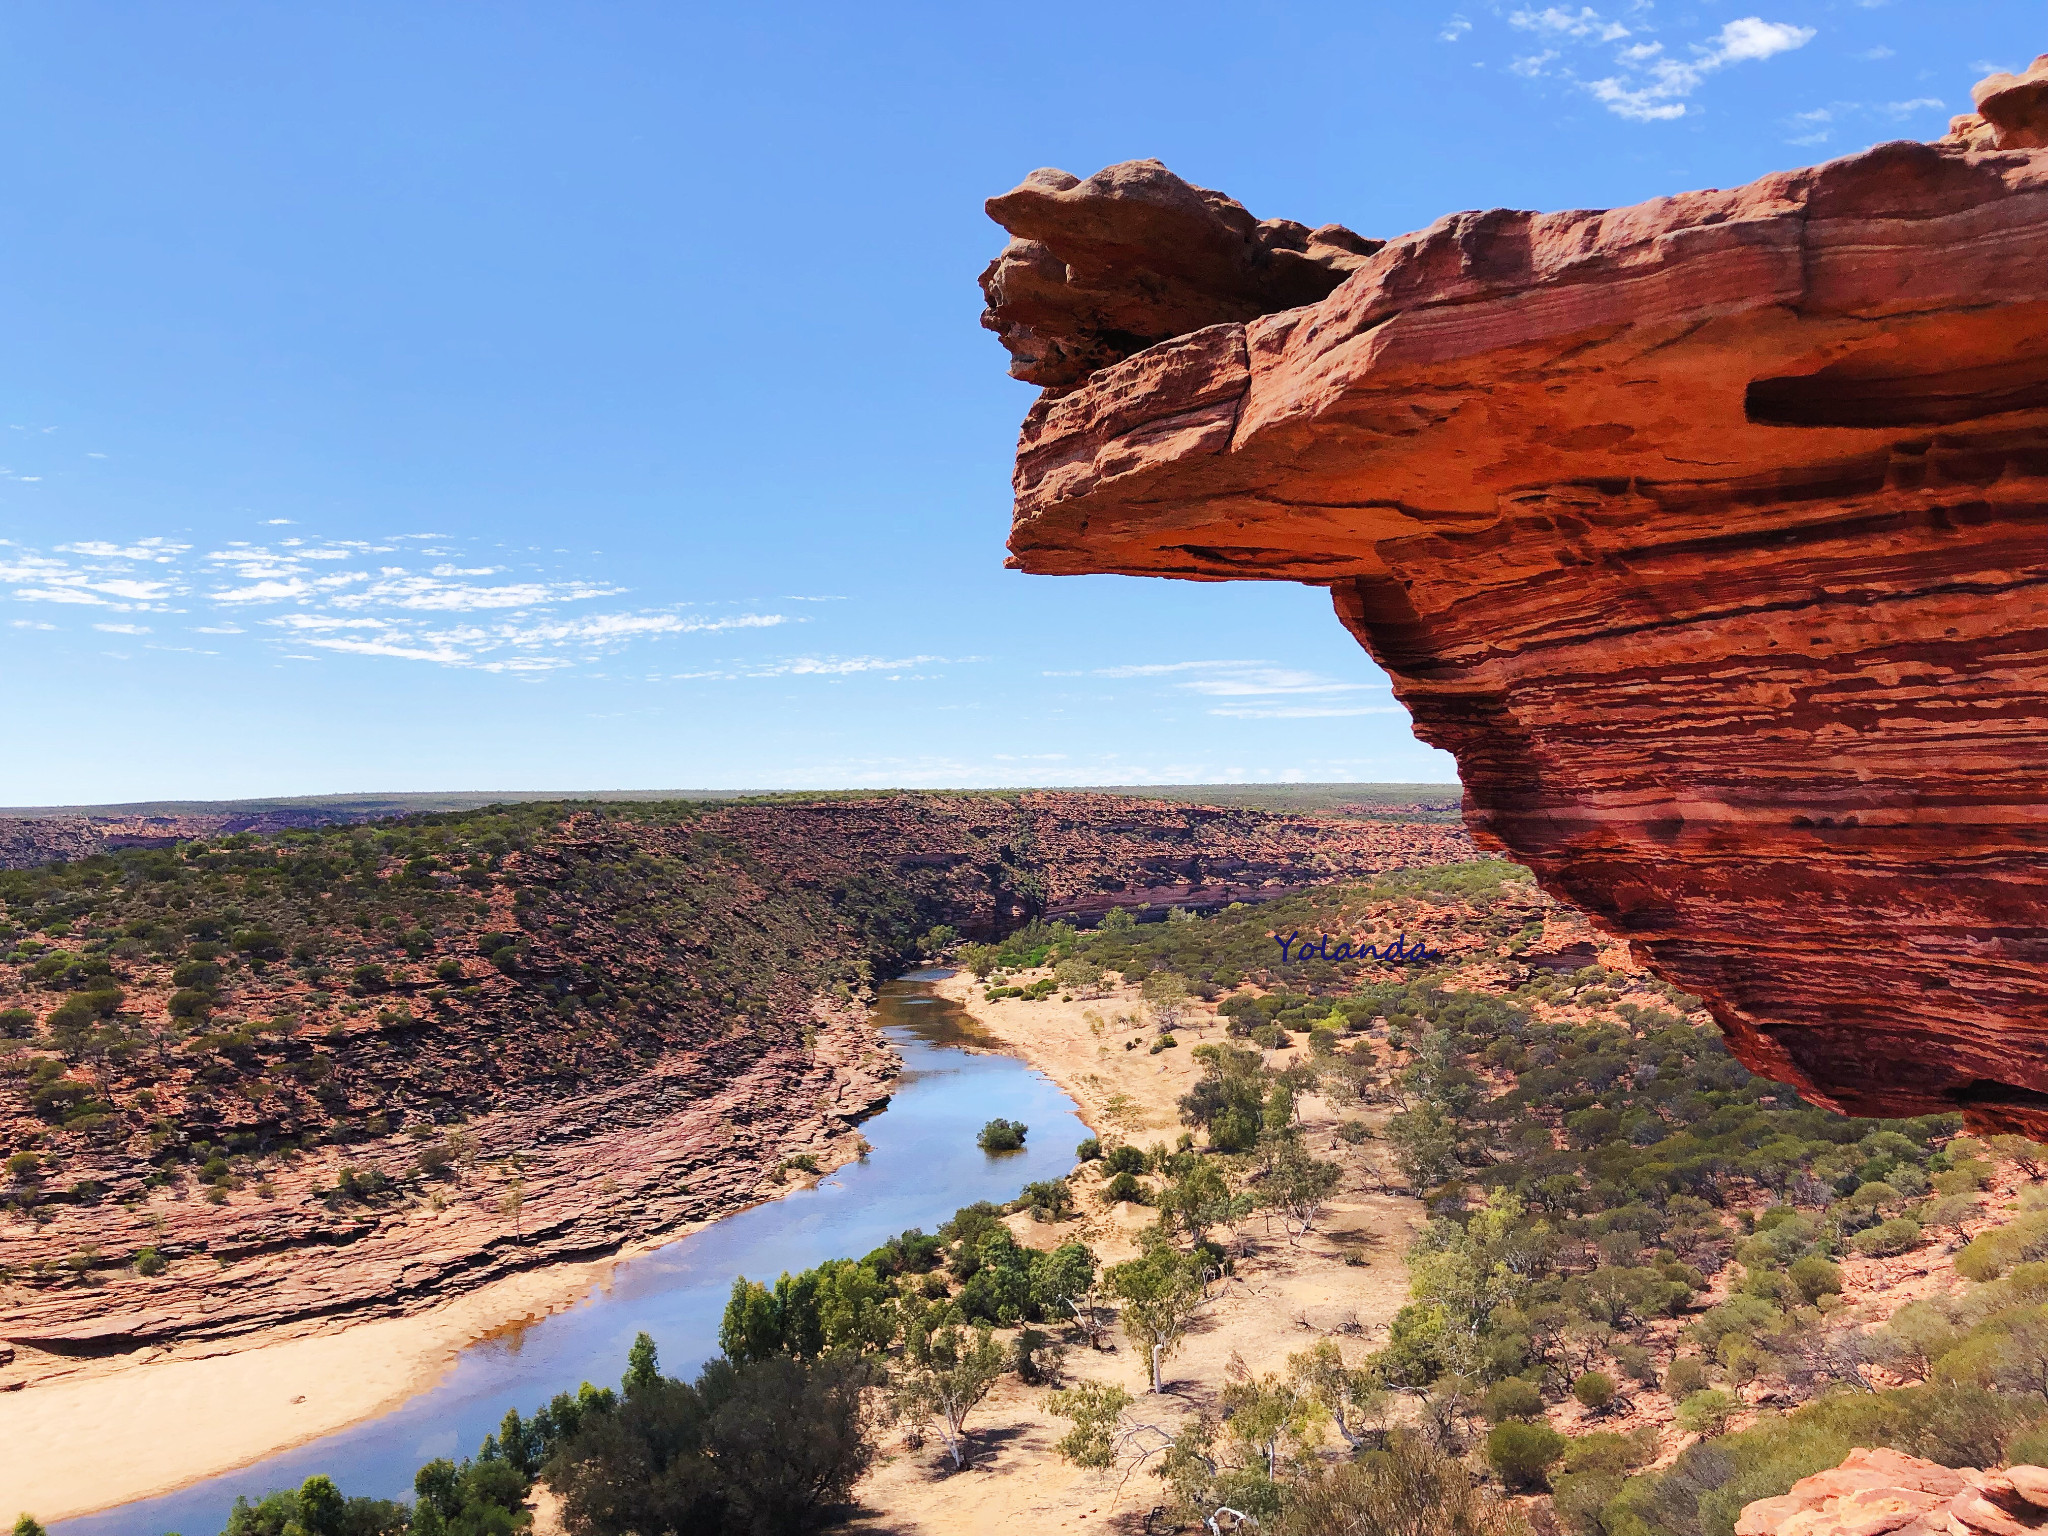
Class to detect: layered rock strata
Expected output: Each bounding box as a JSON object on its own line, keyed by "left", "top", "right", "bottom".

{"left": 983, "top": 60, "right": 2048, "bottom": 1135}
{"left": 1735, "top": 1449, "right": 2048, "bottom": 1536}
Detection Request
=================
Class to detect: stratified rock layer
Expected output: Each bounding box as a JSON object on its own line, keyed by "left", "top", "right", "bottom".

{"left": 1735, "top": 1449, "right": 2048, "bottom": 1536}
{"left": 990, "top": 94, "right": 2048, "bottom": 1131}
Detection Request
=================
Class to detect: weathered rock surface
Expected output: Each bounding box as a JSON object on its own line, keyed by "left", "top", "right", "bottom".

{"left": 985, "top": 63, "right": 2048, "bottom": 1134}
{"left": 979, "top": 160, "right": 1381, "bottom": 389}
{"left": 1735, "top": 1449, "right": 2048, "bottom": 1536}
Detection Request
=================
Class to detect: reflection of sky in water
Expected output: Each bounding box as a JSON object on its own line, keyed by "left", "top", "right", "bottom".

{"left": 59, "top": 973, "right": 1084, "bottom": 1536}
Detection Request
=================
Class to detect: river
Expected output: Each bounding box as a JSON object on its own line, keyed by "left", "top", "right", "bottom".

{"left": 58, "top": 970, "right": 1088, "bottom": 1536}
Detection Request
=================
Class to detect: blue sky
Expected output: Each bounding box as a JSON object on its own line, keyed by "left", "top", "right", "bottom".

{"left": 0, "top": 2, "right": 2034, "bottom": 803}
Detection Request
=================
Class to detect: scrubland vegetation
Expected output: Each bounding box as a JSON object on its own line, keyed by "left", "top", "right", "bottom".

{"left": 15, "top": 857, "right": 2048, "bottom": 1536}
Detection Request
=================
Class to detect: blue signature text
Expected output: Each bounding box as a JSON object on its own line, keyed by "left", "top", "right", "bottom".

{"left": 1272, "top": 929, "right": 1437, "bottom": 965}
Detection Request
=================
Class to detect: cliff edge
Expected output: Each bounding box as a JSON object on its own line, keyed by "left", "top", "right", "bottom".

{"left": 981, "top": 57, "right": 2048, "bottom": 1135}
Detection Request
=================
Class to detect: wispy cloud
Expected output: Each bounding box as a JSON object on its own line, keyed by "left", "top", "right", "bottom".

{"left": 1440, "top": 14, "right": 1472, "bottom": 42}
{"left": 1511, "top": 6, "right": 1631, "bottom": 43}
{"left": 1586, "top": 18, "right": 1816, "bottom": 121}
{"left": 1, "top": 528, "right": 791, "bottom": 672}
{"left": 675, "top": 653, "right": 966, "bottom": 681}
{"left": 1048, "top": 659, "right": 1392, "bottom": 716}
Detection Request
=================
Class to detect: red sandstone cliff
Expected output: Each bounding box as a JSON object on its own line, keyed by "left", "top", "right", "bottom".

{"left": 981, "top": 59, "right": 2048, "bottom": 1135}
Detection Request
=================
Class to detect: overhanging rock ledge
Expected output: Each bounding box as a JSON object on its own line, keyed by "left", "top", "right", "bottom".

{"left": 981, "top": 60, "right": 2048, "bottom": 1135}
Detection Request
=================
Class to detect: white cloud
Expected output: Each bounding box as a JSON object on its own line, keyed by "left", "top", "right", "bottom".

{"left": 676, "top": 653, "right": 961, "bottom": 680}
{"left": 1440, "top": 15, "right": 1472, "bottom": 42}
{"left": 9, "top": 619, "right": 55, "bottom": 630}
{"left": 1511, "top": 6, "right": 1630, "bottom": 42}
{"left": 2, "top": 527, "right": 797, "bottom": 673}
{"left": 1855, "top": 45, "right": 1895, "bottom": 61}
{"left": 1513, "top": 49, "right": 1561, "bottom": 77}
{"left": 1885, "top": 97, "right": 1945, "bottom": 116}
{"left": 264, "top": 518, "right": 295, "bottom": 525}
{"left": 1713, "top": 18, "right": 1815, "bottom": 64}
{"left": 1583, "top": 15, "right": 1816, "bottom": 121}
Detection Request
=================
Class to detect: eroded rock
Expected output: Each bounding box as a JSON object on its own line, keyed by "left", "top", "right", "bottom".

{"left": 984, "top": 59, "right": 2048, "bottom": 1132}
{"left": 978, "top": 159, "right": 1381, "bottom": 389}
{"left": 1735, "top": 1449, "right": 2048, "bottom": 1536}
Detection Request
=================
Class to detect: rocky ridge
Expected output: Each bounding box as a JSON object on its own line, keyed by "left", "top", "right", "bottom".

{"left": 981, "top": 58, "right": 2048, "bottom": 1135}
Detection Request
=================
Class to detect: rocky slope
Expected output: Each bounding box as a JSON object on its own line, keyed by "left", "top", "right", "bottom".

{"left": 0, "top": 792, "right": 1467, "bottom": 1357}
{"left": 981, "top": 57, "right": 2048, "bottom": 1136}
{"left": 1736, "top": 1450, "right": 2048, "bottom": 1536}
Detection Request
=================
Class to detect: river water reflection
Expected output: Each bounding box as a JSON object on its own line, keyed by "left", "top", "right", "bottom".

{"left": 61, "top": 970, "right": 1086, "bottom": 1536}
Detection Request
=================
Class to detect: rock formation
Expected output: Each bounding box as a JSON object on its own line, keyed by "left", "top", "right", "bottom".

{"left": 981, "top": 60, "right": 2048, "bottom": 1135}
{"left": 1735, "top": 1449, "right": 2048, "bottom": 1536}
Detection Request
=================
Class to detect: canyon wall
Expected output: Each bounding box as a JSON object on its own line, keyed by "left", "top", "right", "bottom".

{"left": 984, "top": 62, "right": 2048, "bottom": 1133}
{"left": 0, "top": 792, "right": 1465, "bottom": 1355}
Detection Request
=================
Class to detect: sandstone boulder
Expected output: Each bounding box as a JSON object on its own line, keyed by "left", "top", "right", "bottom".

{"left": 1734, "top": 1450, "right": 2048, "bottom": 1536}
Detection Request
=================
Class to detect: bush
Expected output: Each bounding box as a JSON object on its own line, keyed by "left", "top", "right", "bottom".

{"left": 1338, "top": 1119, "right": 1371, "bottom": 1145}
{"left": 977, "top": 1119, "right": 1027, "bottom": 1154}
{"left": 1483, "top": 1376, "right": 1545, "bottom": 1422}
{"left": 1487, "top": 1419, "right": 1566, "bottom": 1489}
{"left": 1676, "top": 1388, "right": 1741, "bottom": 1436}
{"left": 1665, "top": 1356, "right": 1708, "bottom": 1399}
{"left": 1853, "top": 1218, "right": 1924, "bottom": 1258}
{"left": 135, "top": 1246, "right": 166, "bottom": 1276}
{"left": 1573, "top": 1371, "right": 1617, "bottom": 1411}
{"left": 352, "top": 963, "right": 390, "bottom": 993}
{"left": 1789, "top": 1254, "right": 1844, "bottom": 1303}
{"left": 1075, "top": 1137, "right": 1102, "bottom": 1162}
{"left": 1102, "top": 1171, "right": 1149, "bottom": 1205}
{"left": 1103, "top": 1143, "right": 1147, "bottom": 1176}
{"left": 0, "top": 1007, "right": 36, "bottom": 1038}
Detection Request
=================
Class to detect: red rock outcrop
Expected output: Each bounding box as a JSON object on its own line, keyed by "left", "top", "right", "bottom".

{"left": 980, "top": 160, "right": 1381, "bottom": 388}
{"left": 1735, "top": 1449, "right": 2048, "bottom": 1536}
{"left": 982, "top": 61, "right": 2048, "bottom": 1135}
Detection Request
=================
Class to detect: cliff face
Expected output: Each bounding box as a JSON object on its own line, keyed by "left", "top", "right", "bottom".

{"left": 986, "top": 64, "right": 2048, "bottom": 1134}
{"left": 0, "top": 792, "right": 1466, "bottom": 1352}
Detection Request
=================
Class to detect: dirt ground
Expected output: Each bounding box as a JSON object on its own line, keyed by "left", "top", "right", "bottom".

{"left": 851, "top": 972, "right": 1423, "bottom": 1534}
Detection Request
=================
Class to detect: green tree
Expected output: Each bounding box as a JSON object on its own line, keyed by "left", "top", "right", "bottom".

{"left": 625, "top": 1331, "right": 661, "bottom": 1393}
{"left": 893, "top": 1324, "right": 1006, "bottom": 1469}
{"left": 1106, "top": 1250, "right": 1203, "bottom": 1392}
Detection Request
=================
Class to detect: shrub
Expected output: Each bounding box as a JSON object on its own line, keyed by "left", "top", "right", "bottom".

{"left": 0, "top": 1007, "right": 36, "bottom": 1038}
{"left": 1573, "top": 1371, "right": 1617, "bottom": 1411}
{"left": 1102, "top": 1171, "right": 1149, "bottom": 1205}
{"left": 1483, "top": 1376, "right": 1546, "bottom": 1422}
{"left": 135, "top": 1246, "right": 166, "bottom": 1276}
{"left": 1853, "top": 1218, "right": 1924, "bottom": 1258}
{"left": 1103, "top": 1144, "right": 1147, "bottom": 1176}
{"left": 1665, "top": 1356, "right": 1708, "bottom": 1399}
{"left": 352, "top": 963, "right": 390, "bottom": 993}
{"left": 435, "top": 958, "right": 464, "bottom": 982}
{"left": 1676, "top": 1388, "right": 1741, "bottom": 1436}
{"left": 1074, "top": 1137, "right": 1102, "bottom": 1162}
{"left": 7, "top": 1151, "right": 40, "bottom": 1179}
{"left": 1789, "top": 1254, "right": 1844, "bottom": 1303}
{"left": 1487, "top": 1419, "right": 1566, "bottom": 1489}
{"left": 977, "top": 1119, "right": 1027, "bottom": 1154}
{"left": 1338, "top": 1119, "right": 1371, "bottom": 1145}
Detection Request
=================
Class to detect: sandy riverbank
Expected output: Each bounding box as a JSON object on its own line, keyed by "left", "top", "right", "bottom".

{"left": 0, "top": 1046, "right": 887, "bottom": 1526}
{"left": 851, "top": 972, "right": 1424, "bottom": 1535}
